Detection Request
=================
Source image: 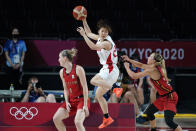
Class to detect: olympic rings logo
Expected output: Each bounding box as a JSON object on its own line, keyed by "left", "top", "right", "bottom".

{"left": 9, "top": 107, "right": 38, "bottom": 120}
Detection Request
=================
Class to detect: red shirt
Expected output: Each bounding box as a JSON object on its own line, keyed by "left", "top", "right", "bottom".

{"left": 63, "top": 64, "right": 83, "bottom": 100}
{"left": 150, "top": 66, "right": 173, "bottom": 95}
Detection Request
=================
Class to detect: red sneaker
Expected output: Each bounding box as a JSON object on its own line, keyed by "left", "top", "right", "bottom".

{"left": 113, "top": 88, "right": 123, "bottom": 98}
{"left": 98, "top": 117, "right": 114, "bottom": 129}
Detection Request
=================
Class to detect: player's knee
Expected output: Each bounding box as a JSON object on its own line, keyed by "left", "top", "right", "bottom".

{"left": 36, "top": 96, "right": 46, "bottom": 102}
{"left": 53, "top": 112, "right": 67, "bottom": 123}
{"left": 146, "top": 112, "right": 155, "bottom": 121}
{"left": 46, "top": 94, "right": 56, "bottom": 103}
{"left": 53, "top": 114, "right": 59, "bottom": 123}
{"left": 124, "top": 91, "right": 133, "bottom": 99}
{"left": 165, "top": 117, "right": 178, "bottom": 129}
{"left": 164, "top": 113, "right": 178, "bottom": 129}
{"left": 146, "top": 108, "right": 155, "bottom": 121}
{"left": 128, "top": 84, "right": 134, "bottom": 90}
{"left": 90, "top": 78, "right": 96, "bottom": 86}
{"left": 95, "top": 91, "right": 101, "bottom": 99}
{"left": 145, "top": 104, "right": 158, "bottom": 121}
{"left": 74, "top": 118, "right": 82, "bottom": 126}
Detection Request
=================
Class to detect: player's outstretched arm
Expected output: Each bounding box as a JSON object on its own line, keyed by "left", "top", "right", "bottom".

{"left": 82, "top": 19, "right": 99, "bottom": 40}
{"left": 77, "top": 27, "right": 111, "bottom": 51}
{"left": 122, "top": 55, "right": 153, "bottom": 70}
{"left": 124, "top": 62, "right": 151, "bottom": 79}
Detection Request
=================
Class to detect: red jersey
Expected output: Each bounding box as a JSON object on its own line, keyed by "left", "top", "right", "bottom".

{"left": 63, "top": 64, "right": 83, "bottom": 100}
{"left": 150, "top": 66, "right": 173, "bottom": 95}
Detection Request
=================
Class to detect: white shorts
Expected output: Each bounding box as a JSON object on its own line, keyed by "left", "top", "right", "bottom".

{"left": 97, "top": 65, "right": 119, "bottom": 85}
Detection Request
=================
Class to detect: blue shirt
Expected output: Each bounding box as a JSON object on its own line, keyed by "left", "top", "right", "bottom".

{"left": 4, "top": 39, "right": 27, "bottom": 67}
{"left": 22, "top": 91, "right": 48, "bottom": 102}
{"left": 129, "top": 64, "right": 144, "bottom": 73}
{"left": 21, "top": 91, "right": 40, "bottom": 102}
{"left": 29, "top": 91, "right": 40, "bottom": 102}
{"left": 129, "top": 64, "right": 147, "bottom": 80}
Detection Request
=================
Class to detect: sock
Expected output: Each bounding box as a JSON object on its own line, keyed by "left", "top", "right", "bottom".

{"left": 104, "top": 113, "right": 109, "bottom": 118}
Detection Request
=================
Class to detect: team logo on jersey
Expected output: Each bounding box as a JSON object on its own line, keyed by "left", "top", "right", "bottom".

{"left": 72, "top": 75, "right": 74, "bottom": 79}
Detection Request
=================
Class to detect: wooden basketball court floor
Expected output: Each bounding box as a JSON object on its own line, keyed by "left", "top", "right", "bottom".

{"left": 0, "top": 117, "right": 195, "bottom": 131}
{"left": 136, "top": 116, "right": 196, "bottom": 131}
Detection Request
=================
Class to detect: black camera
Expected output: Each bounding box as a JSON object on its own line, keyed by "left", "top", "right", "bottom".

{"left": 32, "top": 82, "right": 41, "bottom": 88}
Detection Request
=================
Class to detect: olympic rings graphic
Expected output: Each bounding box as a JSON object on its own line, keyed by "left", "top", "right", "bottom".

{"left": 10, "top": 107, "right": 38, "bottom": 120}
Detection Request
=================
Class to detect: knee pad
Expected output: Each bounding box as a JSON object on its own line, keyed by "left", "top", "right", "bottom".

{"left": 146, "top": 112, "right": 155, "bottom": 121}
{"left": 145, "top": 107, "right": 155, "bottom": 120}
{"left": 145, "top": 104, "right": 158, "bottom": 121}
{"left": 164, "top": 110, "right": 178, "bottom": 129}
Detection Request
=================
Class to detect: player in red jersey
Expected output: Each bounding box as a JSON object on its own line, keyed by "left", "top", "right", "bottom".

{"left": 122, "top": 52, "right": 182, "bottom": 131}
{"left": 53, "top": 48, "right": 90, "bottom": 131}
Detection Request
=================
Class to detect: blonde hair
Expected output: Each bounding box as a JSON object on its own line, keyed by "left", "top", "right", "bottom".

{"left": 154, "top": 52, "right": 171, "bottom": 82}
{"left": 60, "top": 48, "right": 78, "bottom": 62}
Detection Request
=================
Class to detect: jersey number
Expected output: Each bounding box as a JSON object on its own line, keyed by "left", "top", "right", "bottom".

{"left": 113, "top": 45, "right": 117, "bottom": 57}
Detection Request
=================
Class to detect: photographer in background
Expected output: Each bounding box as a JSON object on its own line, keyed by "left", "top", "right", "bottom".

{"left": 120, "top": 53, "right": 145, "bottom": 116}
{"left": 21, "top": 76, "right": 56, "bottom": 103}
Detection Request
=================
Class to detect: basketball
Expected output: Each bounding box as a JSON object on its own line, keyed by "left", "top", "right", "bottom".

{"left": 73, "top": 5, "right": 87, "bottom": 21}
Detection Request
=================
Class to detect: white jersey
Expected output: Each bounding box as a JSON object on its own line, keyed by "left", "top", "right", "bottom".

{"left": 96, "top": 35, "right": 118, "bottom": 72}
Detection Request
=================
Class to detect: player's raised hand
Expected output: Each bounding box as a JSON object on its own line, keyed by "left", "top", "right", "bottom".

{"left": 77, "top": 27, "right": 86, "bottom": 36}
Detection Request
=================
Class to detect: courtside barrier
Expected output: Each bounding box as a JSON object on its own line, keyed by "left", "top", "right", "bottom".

{"left": 0, "top": 103, "right": 135, "bottom": 131}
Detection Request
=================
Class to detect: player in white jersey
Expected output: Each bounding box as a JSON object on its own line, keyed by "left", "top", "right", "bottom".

{"left": 77, "top": 19, "right": 119, "bottom": 129}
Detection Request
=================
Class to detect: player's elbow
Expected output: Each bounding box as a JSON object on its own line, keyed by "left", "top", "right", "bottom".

{"left": 90, "top": 79, "right": 96, "bottom": 85}
{"left": 86, "top": 32, "right": 92, "bottom": 37}
{"left": 90, "top": 46, "right": 100, "bottom": 50}
{"left": 90, "top": 46, "right": 97, "bottom": 50}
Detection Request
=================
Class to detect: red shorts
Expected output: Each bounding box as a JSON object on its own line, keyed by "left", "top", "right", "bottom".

{"left": 60, "top": 97, "right": 90, "bottom": 116}
{"left": 153, "top": 92, "right": 178, "bottom": 113}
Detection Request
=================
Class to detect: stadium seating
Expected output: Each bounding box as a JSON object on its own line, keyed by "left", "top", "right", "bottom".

{"left": 0, "top": 0, "right": 195, "bottom": 40}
